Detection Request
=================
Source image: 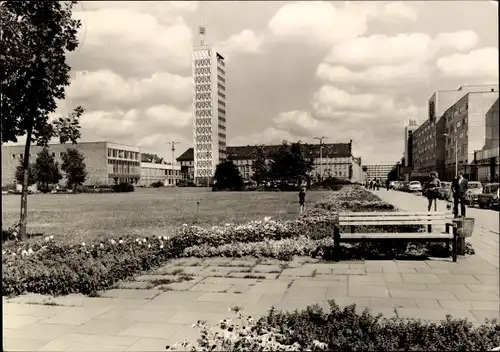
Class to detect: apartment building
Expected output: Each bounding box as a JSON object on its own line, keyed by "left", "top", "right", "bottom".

{"left": 139, "top": 162, "right": 182, "bottom": 187}
{"left": 443, "top": 91, "right": 499, "bottom": 180}
{"left": 412, "top": 85, "right": 499, "bottom": 181}
{"left": 1, "top": 141, "right": 141, "bottom": 186}
{"left": 177, "top": 141, "right": 366, "bottom": 184}
{"left": 364, "top": 164, "right": 394, "bottom": 182}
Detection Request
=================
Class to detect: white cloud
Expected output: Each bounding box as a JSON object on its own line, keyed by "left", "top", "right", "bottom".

{"left": 144, "top": 105, "right": 192, "bottom": 128}
{"left": 273, "top": 110, "right": 321, "bottom": 136}
{"left": 67, "top": 70, "right": 191, "bottom": 110}
{"left": 381, "top": 2, "right": 418, "bottom": 21}
{"left": 230, "top": 127, "right": 295, "bottom": 146}
{"left": 316, "top": 62, "right": 431, "bottom": 87}
{"left": 219, "top": 29, "right": 264, "bottom": 55}
{"left": 324, "top": 31, "right": 478, "bottom": 68}
{"left": 436, "top": 47, "right": 499, "bottom": 80}
{"left": 72, "top": 8, "right": 193, "bottom": 76}
{"left": 268, "top": 2, "right": 375, "bottom": 46}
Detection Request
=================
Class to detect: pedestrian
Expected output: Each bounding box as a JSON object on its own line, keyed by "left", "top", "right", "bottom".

{"left": 369, "top": 179, "right": 373, "bottom": 190}
{"left": 298, "top": 186, "right": 306, "bottom": 214}
{"left": 386, "top": 179, "right": 390, "bottom": 191}
{"left": 426, "top": 171, "right": 441, "bottom": 212}
{"left": 451, "top": 171, "right": 468, "bottom": 218}
{"left": 375, "top": 179, "right": 380, "bottom": 191}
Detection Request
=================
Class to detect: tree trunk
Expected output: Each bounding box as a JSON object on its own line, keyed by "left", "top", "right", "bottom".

{"left": 19, "top": 123, "right": 34, "bottom": 241}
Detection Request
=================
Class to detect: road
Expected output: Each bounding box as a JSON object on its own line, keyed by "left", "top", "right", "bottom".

{"left": 375, "top": 189, "right": 499, "bottom": 269}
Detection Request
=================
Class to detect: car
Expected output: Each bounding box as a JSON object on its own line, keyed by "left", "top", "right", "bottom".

{"left": 408, "top": 181, "right": 422, "bottom": 192}
{"left": 400, "top": 181, "right": 410, "bottom": 192}
{"left": 465, "top": 181, "right": 483, "bottom": 206}
{"left": 389, "top": 181, "right": 400, "bottom": 190}
{"left": 477, "top": 183, "right": 500, "bottom": 209}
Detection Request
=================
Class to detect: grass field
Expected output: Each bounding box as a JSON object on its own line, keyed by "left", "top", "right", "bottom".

{"left": 2, "top": 188, "right": 329, "bottom": 244}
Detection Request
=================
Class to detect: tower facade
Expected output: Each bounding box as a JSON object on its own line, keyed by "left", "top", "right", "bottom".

{"left": 192, "top": 30, "right": 226, "bottom": 186}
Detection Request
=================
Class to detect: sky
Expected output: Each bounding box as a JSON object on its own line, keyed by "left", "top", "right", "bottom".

{"left": 8, "top": 1, "right": 500, "bottom": 165}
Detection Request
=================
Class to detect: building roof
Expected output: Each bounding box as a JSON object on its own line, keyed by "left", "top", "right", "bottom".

{"left": 177, "top": 142, "right": 353, "bottom": 162}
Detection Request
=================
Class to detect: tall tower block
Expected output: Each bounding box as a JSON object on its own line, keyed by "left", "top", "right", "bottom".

{"left": 192, "top": 25, "right": 227, "bottom": 186}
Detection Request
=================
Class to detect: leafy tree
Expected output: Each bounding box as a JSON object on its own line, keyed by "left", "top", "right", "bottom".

{"left": 15, "top": 159, "right": 36, "bottom": 186}
{"left": 33, "top": 147, "right": 62, "bottom": 191}
{"left": 251, "top": 145, "right": 269, "bottom": 186}
{"left": 269, "top": 141, "right": 312, "bottom": 185}
{"left": 213, "top": 161, "right": 244, "bottom": 191}
{"left": 61, "top": 148, "right": 87, "bottom": 189}
{"left": 141, "top": 153, "right": 163, "bottom": 163}
{"left": 1, "top": 1, "right": 82, "bottom": 239}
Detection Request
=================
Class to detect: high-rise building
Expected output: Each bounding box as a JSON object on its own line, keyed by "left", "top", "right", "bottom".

{"left": 192, "top": 26, "right": 227, "bottom": 186}
{"left": 404, "top": 119, "right": 418, "bottom": 167}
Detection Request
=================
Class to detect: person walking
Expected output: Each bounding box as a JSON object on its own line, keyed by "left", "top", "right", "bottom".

{"left": 386, "top": 179, "right": 390, "bottom": 191}
{"left": 375, "top": 179, "right": 380, "bottom": 191}
{"left": 298, "top": 186, "right": 306, "bottom": 214}
{"left": 369, "top": 179, "right": 373, "bottom": 190}
{"left": 426, "top": 171, "right": 441, "bottom": 211}
{"left": 452, "top": 171, "right": 468, "bottom": 218}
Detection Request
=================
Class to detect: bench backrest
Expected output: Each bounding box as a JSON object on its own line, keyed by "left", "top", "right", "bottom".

{"left": 338, "top": 212, "right": 452, "bottom": 226}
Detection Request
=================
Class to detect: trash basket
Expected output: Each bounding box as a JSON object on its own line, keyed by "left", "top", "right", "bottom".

{"left": 453, "top": 218, "right": 475, "bottom": 238}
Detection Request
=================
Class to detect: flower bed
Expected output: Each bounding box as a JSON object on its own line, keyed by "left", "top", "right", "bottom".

{"left": 167, "top": 304, "right": 500, "bottom": 352}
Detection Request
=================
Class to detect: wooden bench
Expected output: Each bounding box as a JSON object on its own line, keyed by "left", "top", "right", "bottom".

{"left": 333, "top": 212, "right": 458, "bottom": 262}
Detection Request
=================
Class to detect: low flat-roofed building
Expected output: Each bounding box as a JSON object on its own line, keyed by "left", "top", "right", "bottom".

{"left": 139, "top": 162, "right": 182, "bottom": 187}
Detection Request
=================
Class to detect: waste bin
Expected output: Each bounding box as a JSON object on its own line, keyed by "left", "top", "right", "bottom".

{"left": 452, "top": 218, "right": 475, "bottom": 255}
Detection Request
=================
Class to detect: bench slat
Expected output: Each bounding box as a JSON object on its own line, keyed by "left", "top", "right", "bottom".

{"left": 339, "top": 216, "right": 448, "bottom": 221}
{"left": 339, "top": 220, "right": 447, "bottom": 226}
{"left": 340, "top": 232, "right": 453, "bottom": 240}
{"left": 339, "top": 212, "right": 449, "bottom": 216}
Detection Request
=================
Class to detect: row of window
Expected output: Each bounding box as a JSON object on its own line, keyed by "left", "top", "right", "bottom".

{"left": 218, "top": 83, "right": 225, "bottom": 91}
{"left": 217, "top": 67, "right": 225, "bottom": 75}
{"left": 196, "top": 151, "right": 212, "bottom": 159}
{"left": 107, "top": 148, "right": 139, "bottom": 160}
{"left": 218, "top": 132, "right": 226, "bottom": 139}
{"left": 195, "top": 135, "right": 212, "bottom": 143}
{"left": 194, "top": 67, "right": 210, "bottom": 75}
{"left": 196, "top": 161, "right": 212, "bottom": 168}
{"left": 195, "top": 93, "right": 211, "bottom": 100}
{"left": 217, "top": 58, "right": 225, "bottom": 67}
{"left": 196, "top": 84, "right": 211, "bottom": 92}
{"left": 218, "top": 91, "right": 225, "bottom": 99}
{"left": 218, "top": 124, "right": 226, "bottom": 131}
{"left": 11, "top": 152, "right": 65, "bottom": 160}
{"left": 142, "top": 168, "right": 182, "bottom": 176}
{"left": 195, "top": 109, "right": 212, "bottom": 117}
{"left": 109, "top": 164, "right": 141, "bottom": 175}
{"left": 195, "top": 127, "right": 212, "bottom": 134}
{"left": 195, "top": 76, "right": 211, "bottom": 84}
{"left": 218, "top": 107, "right": 226, "bottom": 115}
{"left": 196, "top": 169, "right": 212, "bottom": 176}
{"left": 218, "top": 99, "right": 225, "bottom": 107}
{"left": 195, "top": 142, "right": 212, "bottom": 151}
{"left": 218, "top": 75, "right": 225, "bottom": 84}
{"left": 194, "top": 59, "right": 211, "bottom": 67}
{"left": 195, "top": 101, "right": 212, "bottom": 109}
{"left": 196, "top": 117, "right": 211, "bottom": 126}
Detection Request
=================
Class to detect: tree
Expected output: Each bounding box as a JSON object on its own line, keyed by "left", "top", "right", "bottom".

{"left": 33, "top": 147, "right": 62, "bottom": 191}
{"left": 251, "top": 145, "right": 269, "bottom": 186}
{"left": 213, "top": 161, "right": 244, "bottom": 191}
{"left": 15, "top": 159, "right": 36, "bottom": 187}
{"left": 269, "top": 141, "right": 312, "bottom": 185}
{"left": 1, "top": 1, "right": 82, "bottom": 239}
{"left": 61, "top": 147, "right": 87, "bottom": 189}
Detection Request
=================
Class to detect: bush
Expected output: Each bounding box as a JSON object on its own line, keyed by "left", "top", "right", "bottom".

{"left": 150, "top": 181, "right": 164, "bottom": 188}
{"left": 168, "top": 304, "right": 500, "bottom": 352}
{"left": 112, "top": 182, "right": 134, "bottom": 193}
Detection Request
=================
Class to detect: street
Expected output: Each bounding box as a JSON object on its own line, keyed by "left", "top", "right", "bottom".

{"left": 375, "top": 189, "right": 499, "bottom": 269}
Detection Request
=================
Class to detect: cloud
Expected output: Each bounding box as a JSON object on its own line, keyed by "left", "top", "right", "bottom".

{"left": 219, "top": 29, "right": 264, "bottom": 56}
{"left": 66, "top": 70, "right": 192, "bottom": 111}
{"left": 434, "top": 31, "right": 478, "bottom": 52}
{"left": 436, "top": 47, "right": 499, "bottom": 80}
{"left": 273, "top": 110, "right": 321, "bottom": 136}
{"left": 230, "top": 127, "right": 295, "bottom": 146}
{"left": 72, "top": 8, "right": 193, "bottom": 77}
{"left": 381, "top": 2, "right": 418, "bottom": 21}
{"left": 316, "top": 63, "right": 431, "bottom": 88}
{"left": 144, "top": 105, "right": 192, "bottom": 128}
{"left": 268, "top": 2, "right": 375, "bottom": 46}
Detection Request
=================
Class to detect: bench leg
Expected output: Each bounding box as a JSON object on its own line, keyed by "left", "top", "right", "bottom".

{"left": 452, "top": 231, "right": 458, "bottom": 263}
{"left": 334, "top": 227, "right": 340, "bottom": 262}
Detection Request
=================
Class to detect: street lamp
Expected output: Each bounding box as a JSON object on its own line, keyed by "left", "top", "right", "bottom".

{"left": 314, "top": 136, "right": 329, "bottom": 181}
{"left": 443, "top": 133, "right": 458, "bottom": 177}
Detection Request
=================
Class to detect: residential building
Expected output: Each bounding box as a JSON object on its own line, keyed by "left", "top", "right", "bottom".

{"left": 364, "top": 164, "right": 394, "bottom": 182}
{"left": 139, "top": 162, "right": 182, "bottom": 187}
{"left": 473, "top": 147, "right": 499, "bottom": 183}
{"left": 177, "top": 141, "right": 366, "bottom": 184}
{"left": 192, "top": 35, "right": 227, "bottom": 187}
{"left": 484, "top": 98, "right": 499, "bottom": 151}
{"left": 412, "top": 84, "right": 499, "bottom": 181}
{"left": 443, "top": 91, "right": 499, "bottom": 180}
{"left": 404, "top": 119, "right": 418, "bottom": 168}
{"left": 1, "top": 142, "right": 141, "bottom": 186}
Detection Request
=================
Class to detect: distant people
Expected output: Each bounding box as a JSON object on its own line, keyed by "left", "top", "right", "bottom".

{"left": 426, "top": 171, "right": 441, "bottom": 212}
{"left": 298, "top": 187, "right": 306, "bottom": 214}
{"left": 452, "top": 171, "right": 468, "bottom": 218}
{"left": 375, "top": 179, "right": 380, "bottom": 191}
{"left": 386, "top": 179, "right": 390, "bottom": 191}
{"left": 369, "top": 179, "right": 373, "bottom": 190}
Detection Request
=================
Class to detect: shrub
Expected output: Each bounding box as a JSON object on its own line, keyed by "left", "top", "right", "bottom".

{"left": 112, "top": 182, "right": 134, "bottom": 193}
{"left": 150, "top": 181, "right": 164, "bottom": 188}
{"left": 168, "top": 304, "right": 500, "bottom": 352}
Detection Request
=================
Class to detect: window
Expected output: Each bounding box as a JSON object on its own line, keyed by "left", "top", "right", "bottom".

{"left": 11, "top": 154, "right": 15, "bottom": 159}
{"left": 112, "top": 149, "right": 117, "bottom": 158}
{"left": 108, "top": 149, "right": 112, "bottom": 157}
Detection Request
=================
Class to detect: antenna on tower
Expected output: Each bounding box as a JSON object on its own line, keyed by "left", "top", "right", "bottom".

{"left": 199, "top": 22, "right": 206, "bottom": 46}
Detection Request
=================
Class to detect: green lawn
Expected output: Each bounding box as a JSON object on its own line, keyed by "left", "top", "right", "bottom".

{"left": 2, "top": 188, "right": 329, "bottom": 244}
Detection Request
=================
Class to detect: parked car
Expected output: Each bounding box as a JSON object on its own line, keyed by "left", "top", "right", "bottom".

{"left": 400, "top": 181, "right": 410, "bottom": 192}
{"left": 389, "top": 181, "right": 400, "bottom": 190}
{"left": 477, "top": 183, "right": 500, "bottom": 209}
{"left": 465, "top": 181, "right": 483, "bottom": 206}
{"left": 408, "top": 181, "right": 423, "bottom": 193}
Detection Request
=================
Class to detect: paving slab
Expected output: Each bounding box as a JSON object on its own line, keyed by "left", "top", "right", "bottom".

{"left": 454, "top": 290, "right": 500, "bottom": 302}
{"left": 286, "top": 286, "right": 327, "bottom": 300}
{"left": 370, "top": 297, "right": 417, "bottom": 309}
{"left": 3, "top": 337, "right": 50, "bottom": 351}
{"left": 389, "top": 289, "right": 457, "bottom": 300}
{"left": 472, "top": 310, "right": 500, "bottom": 322}
{"left": 71, "top": 319, "right": 136, "bottom": 335}
{"left": 126, "top": 337, "right": 171, "bottom": 352}
{"left": 396, "top": 308, "right": 476, "bottom": 322}
{"left": 100, "top": 289, "right": 160, "bottom": 300}
{"left": 97, "top": 308, "right": 177, "bottom": 323}
{"left": 436, "top": 274, "right": 482, "bottom": 285}
{"left": 188, "top": 282, "right": 232, "bottom": 293}
{"left": 280, "top": 268, "right": 316, "bottom": 277}
{"left": 226, "top": 272, "right": 279, "bottom": 280}
{"left": 349, "top": 285, "right": 389, "bottom": 298}
{"left": 251, "top": 264, "right": 283, "bottom": 273}
{"left": 4, "top": 323, "right": 75, "bottom": 341}
{"left": 37, "top": 333, "right": 92, "bottom": 352}
{"left": 426, "top": 283, "right": 473, "bottom": 294}
{"left": 416, "top": 299, "right": 443, "bottom": 309}
{"left": 119, "top": 322, "right": 184, "bottom": 339}
{"left": 3, "top": 314, "right": 44, "bottom": 329}
{"left": 401, "top": 273, "right": 441, "bottom": 284}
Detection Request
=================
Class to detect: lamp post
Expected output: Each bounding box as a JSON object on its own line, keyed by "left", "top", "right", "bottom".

{"left": 314, "top": 136, "right": 329, "bottom": 181}
{"left": 443, "top": 133, "right": 458, "bottom": 177}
